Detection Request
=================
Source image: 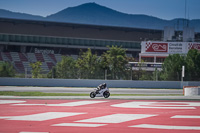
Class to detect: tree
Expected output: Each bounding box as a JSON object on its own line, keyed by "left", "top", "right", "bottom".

{"left": 30, "top": 61, "right": 42, "bottom": 78}
{"left": 101, "top": 46, "right": 128, "bottom": 79}
{"left": 161, "top": 54, "right": 185, "bottom": 81}
{"left": 47, "top": 66, "right": 57, "bottom": 78}
{"left": 0, "top": 61, "right": 15, "bottom": 77}
{"left": 160, "top": 49, "right": 200, "bottom": 81}
{"left": 55, "top": 56, "right": 77, "bottom": 79}
{"left": 76, "top": 49, "right": 101, "bottom": 79}
{"left": 185, "top": 49, "right": 200, "bottom": 81}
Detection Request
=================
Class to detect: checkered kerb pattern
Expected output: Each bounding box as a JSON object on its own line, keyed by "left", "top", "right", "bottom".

{"left": 188, "top": 43, "right": 193, "bottom": 50}
{"left": 145, "top": 42, "right": 152, "bottom": 50}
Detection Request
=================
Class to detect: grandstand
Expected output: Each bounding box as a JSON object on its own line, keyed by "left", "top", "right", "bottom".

{"left": 1, "top": 17, "right": 199, "bottom": 74}
{"left": 0, "top": 51, "right": 61, "bottom": 74}
{"left": 0, "top": 17, "right": 164, "bottom": 74}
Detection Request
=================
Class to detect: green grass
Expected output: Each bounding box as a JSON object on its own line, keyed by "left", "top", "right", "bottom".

{"left": 0, "top": 91, "right": 88, "bottom": 96}
{"left": 0, "top": 91, "right": 183, "bottom": 96}
{"left": 113, "top": 94, "right": 183, "bottom": 96}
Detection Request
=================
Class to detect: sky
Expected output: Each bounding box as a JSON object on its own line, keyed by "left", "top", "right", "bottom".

{"left": 0, "top": 0, "right": 199, "bottom": 20}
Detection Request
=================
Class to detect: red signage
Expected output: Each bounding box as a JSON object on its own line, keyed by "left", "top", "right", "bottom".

{"left": 146, "top": 42, "right": 168, "bottom": 52}
{"left": 188, "top": 43, "right": 200, "bottom": 51}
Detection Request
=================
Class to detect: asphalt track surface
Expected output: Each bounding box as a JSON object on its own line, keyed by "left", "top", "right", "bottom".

{"left": 1, "top": 86, "right": 200, "bottom": 100}
{"left": 0, "top": 99, "right": 200, "bottom": 133}
{"left": 0, "top": 86, "right": 182, "bottom": 94}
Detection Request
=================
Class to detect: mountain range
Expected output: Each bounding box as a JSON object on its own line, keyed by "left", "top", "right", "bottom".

{"left": 0, "top": 2, "right": 200, "bottom": 32}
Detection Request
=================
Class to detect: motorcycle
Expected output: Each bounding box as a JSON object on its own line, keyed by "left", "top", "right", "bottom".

{"left": 90, "top": 87, "right": 110, "bottom": 98}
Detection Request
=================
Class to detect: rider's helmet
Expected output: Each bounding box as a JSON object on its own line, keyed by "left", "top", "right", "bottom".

{"left": 102, "top": 83, "right": 107, "bottom": 88}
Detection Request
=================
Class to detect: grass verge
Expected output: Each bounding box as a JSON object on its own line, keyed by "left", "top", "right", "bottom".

{"left": 0, "top": 91, "right": 88, "bottom": 96}
{"left": 0, "top": 91, "right": 183, "bottom": 96}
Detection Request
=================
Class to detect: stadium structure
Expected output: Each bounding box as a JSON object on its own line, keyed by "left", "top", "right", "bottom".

{"left": 139, "top": 27, "right": 200, "bottom": 62}
{"left": 0, "top": 17, "right": 200, "bottom": 74}
{"left": 132, "top": 26, "right": 200, "bottom": 71}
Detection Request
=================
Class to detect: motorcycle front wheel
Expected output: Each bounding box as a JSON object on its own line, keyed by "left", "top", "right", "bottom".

{"left": 90, "top": 92, "right": 96, "bottom": 98}
{"left": 103, "top": 91, "right": 110, "bottom": 98}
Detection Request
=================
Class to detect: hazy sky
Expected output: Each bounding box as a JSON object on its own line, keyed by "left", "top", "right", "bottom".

{"left": 0, "top": 0, "right": 199, "bottom": 20}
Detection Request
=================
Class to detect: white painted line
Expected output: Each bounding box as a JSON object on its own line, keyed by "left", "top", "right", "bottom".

{"left": 0, "top": 100, "right": 26, "bottom": 104}
{"left": 13, "top": 104, "right": 46, "bottom": 106}
{"left": 14, "top": 101, "right": 108, "bottom": 106}
{"left": 171, "top": 115, "right": 200, "bottom": 118}
{"left": 52, "top": 123, "right": 107, "bottom": 127}
{"left": 130, "top": 124, "right": 200, "bottom": 130}
{"left": 0, "top": 116, "right": 11, "bottom": 119}
{"left": 4, "top": 112, "right": 85, "bottom": 121}
{"left": 153, "top": 102, "right": 200, "bottom": 107}
{"left": 111, "top": 102, "right": 196, "bottom": 109}
{"left": 19, "top": 132, "right": 49, "bottom": 133}
{"left": 76, "top": 114, "right": 156, "bottom": 123}
{"left": 47, "top": 101, "right": 108, "bottom": 107}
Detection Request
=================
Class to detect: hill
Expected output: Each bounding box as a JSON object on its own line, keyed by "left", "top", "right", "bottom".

{"left": 0, "top": 3, "right": 200, "bottom": 32}
{"left": 0, "top": 9, "right": 44, "bottom": 20}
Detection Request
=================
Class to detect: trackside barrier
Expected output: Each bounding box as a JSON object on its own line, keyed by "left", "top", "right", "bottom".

{"left": 183, "top": 86, "right": 197, "bottom": 95}
{"left": 184, "top": 86, "right": 200, "bottom": 96}
{"left": 0, "top": 78, "right": 200, "bottom": 89}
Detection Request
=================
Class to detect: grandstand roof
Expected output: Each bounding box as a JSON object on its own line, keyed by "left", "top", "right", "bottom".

{"left": 0, "top": 17, "right": 163, "bottom": 42}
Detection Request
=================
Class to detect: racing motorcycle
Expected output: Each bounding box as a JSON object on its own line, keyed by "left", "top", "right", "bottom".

{"left": 90, "top": 87, "right": 110, "bottom": 98}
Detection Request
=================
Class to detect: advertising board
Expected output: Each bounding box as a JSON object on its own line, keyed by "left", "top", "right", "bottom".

{"left": 145, "top": 42, "right": 168, "bottom": 53}
{"left": 188, "top": 43, "right": 200, "bottom": 51}
{"left": 168, "top": 42, "right": 184, "bottom": 54}
{"left": 142, "top": 41, "right": 200, "bottom": 54}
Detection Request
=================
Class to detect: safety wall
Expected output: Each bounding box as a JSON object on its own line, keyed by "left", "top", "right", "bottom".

{"left": 0, "top": 78, "right": 200, "bottom": 89}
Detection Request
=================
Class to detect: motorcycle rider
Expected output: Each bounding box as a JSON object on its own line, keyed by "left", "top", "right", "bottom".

{"left": 96, "top": 83, "right": 107, "bottom": 94}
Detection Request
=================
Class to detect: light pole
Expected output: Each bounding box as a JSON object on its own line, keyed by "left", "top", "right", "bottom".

{"left": 182, "top": 66, "right": 185, "bottom": 82}
{"left": 155, "top": 67, "right": 158, "bottom": 81}
{"left": 105, "top": 69, "right": 107, "bottom": 80}
{"left": 131, "top": 66, "right": 132, "bottom": 80}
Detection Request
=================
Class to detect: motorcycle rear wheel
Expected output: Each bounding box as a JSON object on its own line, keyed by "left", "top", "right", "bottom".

{"left": 90, "top": 92, "right": 96, "bottom": 98}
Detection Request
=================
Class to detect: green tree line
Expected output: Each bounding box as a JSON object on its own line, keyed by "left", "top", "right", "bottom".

{"left": 0, "top": 47, "right": 200, "bottom": 81}
{"left": 47, "top": 47, "right": 200, "bottom": 81}
{"left": 47, "top": 46, "right": 129, "bottom": 80}
{"left": 0, "top": 61, "right": 15, "bottom": 77}
{"left": 161, "top": 49, "right": 200, "bottom": 81}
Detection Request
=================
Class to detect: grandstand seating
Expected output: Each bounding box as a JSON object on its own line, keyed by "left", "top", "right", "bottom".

{"left": 27, "top": 53, "right": 37, "bottom": 62}
{"left": 11, "top": 52, "right": 20, "bottom": 61}
{"left": 2, "top": 52, "right": 12, "bottom": 61}
{"left": 18, "top": 53, "right": 28, "bottom": 62}
{"left": 14, "top": 61, "right": 24, "bottom": 72}
{"left": 48, "top": 54, "right": 57, "bottom": 63}
{"left": 41, "top": 62, "right": 49, "bottom": 73}
{"left": 35, "top": 53, "right": 45, "bottom": 62}
{"left": 22, "top": 61, "right": 32, "bottom": 73}
{"left": 54, "top": 54, "right": 62, "bottom": 62}
{"left": 47, "top": 62, "right": 54, "bottom": 70}
{"left": 0, "top": 52, "right": 63, "bottom": 74}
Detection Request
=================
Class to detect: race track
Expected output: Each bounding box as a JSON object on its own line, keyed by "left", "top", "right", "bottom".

{"left": 0, "top": 86, "right": 182, "bottom": 94}
{"left": 0, "top": 99, "right": 200, "bottom": 133}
